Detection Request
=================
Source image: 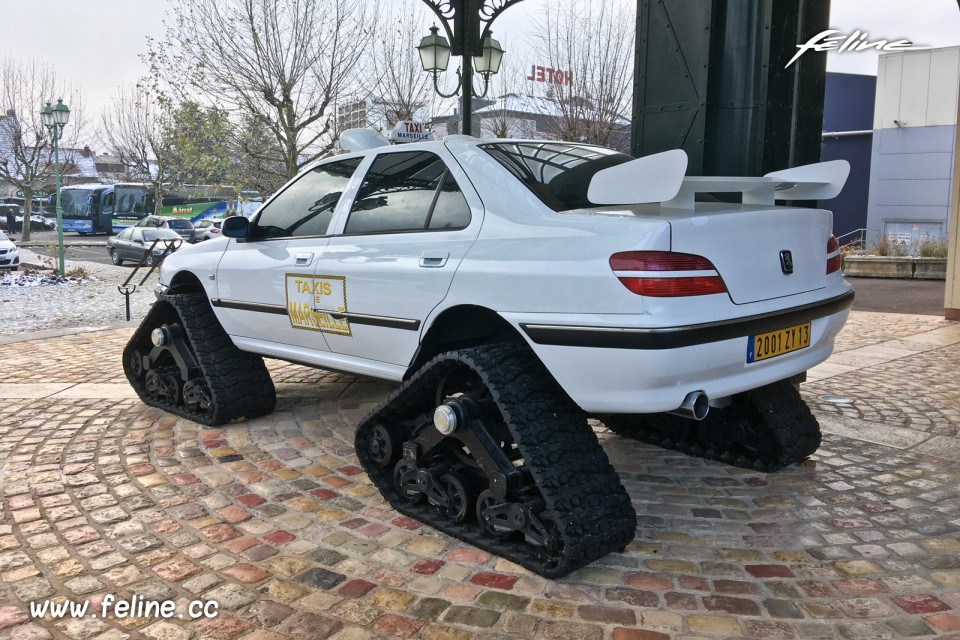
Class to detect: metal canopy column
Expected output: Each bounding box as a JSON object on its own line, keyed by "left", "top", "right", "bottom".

{"left": 632, "top": 0, "right": 830, "bottom": 178}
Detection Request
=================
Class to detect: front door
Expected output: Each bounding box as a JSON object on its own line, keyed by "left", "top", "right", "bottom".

{"left": 315, "top": 149, "right": 482, "bottom": 366}
{"left": 214, "top": 157, "right": 363, "bottom": 353}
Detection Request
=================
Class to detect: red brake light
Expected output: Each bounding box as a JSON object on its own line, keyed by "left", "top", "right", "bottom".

{"left": 211, "top": 228, "right": 219, "bottom": 233}
{"left": 826, "top": 235, "right": 841, "bottom": 274}
{"left": 610, "top": 251, "right": 727, "bottom": 297}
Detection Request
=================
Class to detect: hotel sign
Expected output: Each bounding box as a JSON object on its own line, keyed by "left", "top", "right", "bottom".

{"left": 526, "top": 65, "right": 573, "bottom": 86}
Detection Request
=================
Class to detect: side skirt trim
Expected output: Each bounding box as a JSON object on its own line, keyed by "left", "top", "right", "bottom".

{"left": 212, "top": 299, "right": 421, "bottom": 331}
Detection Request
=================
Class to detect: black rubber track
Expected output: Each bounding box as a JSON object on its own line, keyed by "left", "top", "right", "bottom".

{"left": 604, "top": 380, "right": 821, "bottom": 472}
{"left": 355, "top": 343, "right": 637, "bottom": 578}
{"left": 123, "top": 292, "right": 276, "bottom": 426}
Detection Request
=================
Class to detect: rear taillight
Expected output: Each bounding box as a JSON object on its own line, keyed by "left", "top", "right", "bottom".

{"left": 610, "top": 251, "right": 727, "bottom": 297}
{"left": 826, "top": 235, "right": 841, "bottom": 274}
{"left": 211, "top": 228, "right": 220, "bottom": 233}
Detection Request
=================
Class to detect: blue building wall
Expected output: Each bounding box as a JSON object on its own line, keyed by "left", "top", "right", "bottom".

{"left": 819, "top": 73, "right": 876, "bottom": 241}
{"left": 823, "top": 73, "right": 876, "bottom": 132}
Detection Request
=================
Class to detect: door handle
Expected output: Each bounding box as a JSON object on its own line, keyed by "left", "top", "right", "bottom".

{"left": 419, "top": 251, "right": 449, "bottom": 268}
{"left": 295, "top": 252, "right": 314, "bottom": 266}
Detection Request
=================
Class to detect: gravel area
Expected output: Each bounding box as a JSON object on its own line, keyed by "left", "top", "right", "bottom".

{"left": 0, "top": 249, "right": 158, "bottom": 337}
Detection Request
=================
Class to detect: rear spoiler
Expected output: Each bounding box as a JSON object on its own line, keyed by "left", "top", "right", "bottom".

{"left": 587, "top": 150, "right": 850, "bottom": 209}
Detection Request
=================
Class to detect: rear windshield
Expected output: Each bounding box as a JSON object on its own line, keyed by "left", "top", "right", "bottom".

{"left": 142, "top": 229, "right": 181, "bottom": 242}
{"left": 480, "top": 142, "right": 633, "bottom": 212}
{"left": 167, "top": 219, "right": 193, "bottom": 229}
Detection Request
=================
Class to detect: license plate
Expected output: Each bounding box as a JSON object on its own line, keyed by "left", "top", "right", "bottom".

{"left": 747, "top": 322, "right": 810, "bottom": 363}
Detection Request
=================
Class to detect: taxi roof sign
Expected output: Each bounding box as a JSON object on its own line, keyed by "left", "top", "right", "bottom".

{"left": 388, "top": 121, "right": 434, "bottom": 144}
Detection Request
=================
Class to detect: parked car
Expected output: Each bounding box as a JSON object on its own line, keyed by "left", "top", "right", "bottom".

{"left": 12, "top": 214, "right": 56, "bottom": 231}
{"left": 125, "top": 132, "right": 852, "bottom": 578}
{"left": 135, "top": 215, "right": 196, "bottom": 243}
{"left": 0, "top": 230, "right": 19, "bottom": 270}
{"left": 107, "top": 227, "right": 182, "bottom": 267}
{"left": 193, "top": 218, "right": 226, "bottom": 241}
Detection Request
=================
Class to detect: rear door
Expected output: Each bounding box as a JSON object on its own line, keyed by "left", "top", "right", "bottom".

{"left": 214, "top": 157, "right": 363, "bottom": 351}
{"left": 313, "top": 149, "right": 481, "bottom": 366}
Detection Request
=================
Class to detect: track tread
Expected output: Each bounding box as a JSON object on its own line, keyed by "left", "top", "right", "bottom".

{"left": 605, "top": 380, "right": 821, "bottom": 472}
{"left": 123, "top": 292, "right": 276, "bottom": 425}
{"left": 356, "top": 343, "right": 636, "bottom": 578}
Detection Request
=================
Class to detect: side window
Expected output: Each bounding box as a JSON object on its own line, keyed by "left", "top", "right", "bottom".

{"left": 428, "top": 172, "right": 471, "bottom": 230}
{"left": 102, "top": 192, "right": 115, "bottom": 215}
{"left": 118, "top": 228, "right": 133, "bottom": 240}
{"left": 345, "top": 151, "right": 471, "bottom": 235}
{"left": 253, "top": 158, "right": 362, "bottom": 239}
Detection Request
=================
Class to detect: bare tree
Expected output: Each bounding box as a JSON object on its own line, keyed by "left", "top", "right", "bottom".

{"left": 478, "top": 56, "right": 538, "bottom": 139}
{"left": 0, "top": 58, "right": 85, "bottom": 241}
{"left": 100, "top": 84, "right": 173, "bottom": 212}
{"left": 531, "top": 0, "right": 634, "bottom": 149}
{"left": 232, "top": 113, "right": 286, "bottom": 194}
{"left": 362, "top": 3, "right": 434, "bottom": 132}
{"left": 146, "top": 0, "right": 377, "bottom": 183}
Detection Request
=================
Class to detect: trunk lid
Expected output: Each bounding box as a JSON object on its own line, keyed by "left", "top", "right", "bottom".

{"left": 667, "top": 203, "right": 831, "bottom": 304}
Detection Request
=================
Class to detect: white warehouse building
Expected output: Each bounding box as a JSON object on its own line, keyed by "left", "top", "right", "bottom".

{"left": 865, "top": 46, "right": 959, "bottom": 246}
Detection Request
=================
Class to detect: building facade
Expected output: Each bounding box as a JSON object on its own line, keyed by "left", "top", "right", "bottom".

{"left": 432, "top": 93, "right": 630, "bottom": 153}
{"left": 337, "top": 96, "right": 431, "bottom": 137}
{"left": 865, "top": 46, "right": 959, "bottom": 247}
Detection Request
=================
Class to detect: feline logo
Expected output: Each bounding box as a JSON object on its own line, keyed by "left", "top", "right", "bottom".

{"left": 786, "top": 30, "right": 925, "bottom": 68}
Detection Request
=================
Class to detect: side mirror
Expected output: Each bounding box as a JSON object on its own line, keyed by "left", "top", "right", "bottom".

{"left": 222, "top": 216, "right": 250, "bottom": 239}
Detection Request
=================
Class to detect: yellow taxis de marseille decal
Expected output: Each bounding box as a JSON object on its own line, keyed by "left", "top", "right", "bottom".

{"left": 285, "top": 273, "right": 352, "bottom": 336}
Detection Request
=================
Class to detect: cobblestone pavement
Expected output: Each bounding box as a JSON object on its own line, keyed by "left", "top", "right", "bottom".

{"left": 1, "top": 311, "right": 959, "bottom": 640}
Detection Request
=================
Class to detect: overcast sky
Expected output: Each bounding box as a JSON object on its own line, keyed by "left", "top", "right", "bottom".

{"left": 2, "top": 0, "right": 959, "bottom": 142}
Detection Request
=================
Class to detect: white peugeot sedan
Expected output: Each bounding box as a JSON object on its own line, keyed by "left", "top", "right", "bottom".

{"left": 126, "top": 131, "right": 852, "bottom": 577}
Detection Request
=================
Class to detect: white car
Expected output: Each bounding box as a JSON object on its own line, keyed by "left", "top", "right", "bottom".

{"left": 124, "top": 131, "right": 852, "bottom": 577}
{"left": 193, "top": 218, "right": 226, "bottom": 241}
{"left": 0, "top": 230, "right": 20, "bottom": 270}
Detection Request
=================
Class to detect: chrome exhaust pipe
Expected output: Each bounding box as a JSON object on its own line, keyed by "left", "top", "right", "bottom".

{"left": 667, "top": 391, "right": 710, "bottom": 421}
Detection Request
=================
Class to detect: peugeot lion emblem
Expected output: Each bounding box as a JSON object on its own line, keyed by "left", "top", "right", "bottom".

{"left": 779, "top": 250, "right": 794, "bottom": 275}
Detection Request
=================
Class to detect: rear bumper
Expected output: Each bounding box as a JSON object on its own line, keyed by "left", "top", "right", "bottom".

{"left": 508, "top": 291, "right": 853, "bottom": 414}
{"left": 520, "top": 290, "right": 853, "bottom": 350}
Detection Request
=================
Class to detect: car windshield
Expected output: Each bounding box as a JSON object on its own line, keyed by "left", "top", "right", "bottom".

{"left": 167, "top": 219, "right": 193, "bottom": 229}
{"left": 60, "top": 189, "right": 96, "bottom": 217}
{"left": 0, "top": 230, "right": 8, "bottom": 241}
{"left": 141, "top": 229, "right": 181, "bottom": 242}
{"left": 480, "top": 142, "right": 634, "bottom": 212}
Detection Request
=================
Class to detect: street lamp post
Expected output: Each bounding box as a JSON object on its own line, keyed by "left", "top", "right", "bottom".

{"left": 417, "top": 0, "right": 521, "bottom": 136}
{"left": 40, "top": 98, "right": 70, "bottom": 275}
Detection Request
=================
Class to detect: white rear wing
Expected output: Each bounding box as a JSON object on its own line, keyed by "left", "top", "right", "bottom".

{"left": 587, "top": 149, "right": 850, "bottom": 209}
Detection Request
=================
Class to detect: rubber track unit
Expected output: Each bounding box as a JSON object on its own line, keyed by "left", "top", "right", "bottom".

{"left": 604, "top": 380, "right": 821, "bottom": 472}
{"left": 123, "top": 292, "right": 276, "bottom": 426}
{"left": 355, "top": 343, "right": 637, "bottom": 578}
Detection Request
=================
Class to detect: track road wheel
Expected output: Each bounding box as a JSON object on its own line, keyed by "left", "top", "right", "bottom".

{"left": 368, "top": 424, "right": 401, "bottom": 469}
{"left": 393, "top": 460, "right": 422, "bottom": 506}
{"left": 183, "top": 379, "right": 213, "bottom": 415}
{"left": 122, "top": 292, "right": 276, "bottom": 425}
{"left": 439, "top": 472, "right": 474, "bottom": 523}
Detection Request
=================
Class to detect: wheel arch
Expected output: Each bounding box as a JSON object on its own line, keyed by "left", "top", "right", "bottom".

{"left": 406, "top": 304, "right": 525, "bottom": 379}
{"left": 167, "top": 270, "right": 206, "bottom": 295}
